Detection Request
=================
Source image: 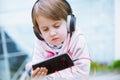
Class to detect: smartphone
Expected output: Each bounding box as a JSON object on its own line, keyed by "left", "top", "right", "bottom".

{"left": 32, "top": 53, "right": 74, "bottom": 75}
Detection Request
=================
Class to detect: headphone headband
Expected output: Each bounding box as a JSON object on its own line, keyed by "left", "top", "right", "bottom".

{"left": 63, "top": 0, "right": 72, "bottom": 15}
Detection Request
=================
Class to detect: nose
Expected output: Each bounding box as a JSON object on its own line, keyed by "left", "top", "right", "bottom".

{"left": 49, "top": 29, "right": 57, "bottom": 36}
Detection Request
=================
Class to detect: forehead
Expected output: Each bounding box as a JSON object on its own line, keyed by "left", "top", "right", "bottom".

{"left": 36, "top": 15, "right": 60, "bottom": 27}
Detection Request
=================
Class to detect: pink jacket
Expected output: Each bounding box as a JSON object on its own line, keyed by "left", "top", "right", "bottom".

{"left": 26, "top": 30, "right": 90, "bottom": 80}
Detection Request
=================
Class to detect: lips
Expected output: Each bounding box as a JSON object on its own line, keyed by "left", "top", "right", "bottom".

{"left": 51, "top": 37, "right": 59, "bottom": 41}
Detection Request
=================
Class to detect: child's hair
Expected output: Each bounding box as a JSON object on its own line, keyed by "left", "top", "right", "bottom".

{"left": 32, "top": 0, "right": 72, "bottom": 34}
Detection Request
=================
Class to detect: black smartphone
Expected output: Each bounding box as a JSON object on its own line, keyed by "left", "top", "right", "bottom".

{"left": 32, "top": 53, "right": 74, "bottom": 75}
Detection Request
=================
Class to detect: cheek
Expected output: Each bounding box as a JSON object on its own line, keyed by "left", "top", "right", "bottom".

{"left": 61, "top": 28, "right": 68, "bottom": 39}
{"left": 63, "top": 29, "right": 67, "bottom": 35}
{"left": 63, "top": 26, "right": 68, "bottom": 34}
{"left": 41, "top": 33, "right": 49, "bottom": 41}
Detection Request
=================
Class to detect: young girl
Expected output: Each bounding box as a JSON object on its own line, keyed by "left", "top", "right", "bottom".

{"left": 26, "top": 0, "right": 90, "bottom": 80}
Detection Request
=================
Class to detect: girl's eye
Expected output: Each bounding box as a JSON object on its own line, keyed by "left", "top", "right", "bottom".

{"left": 54, "top": 25, "right": 60, "bottom": 28}
{"left": 42, "top": 28, "right": 49, "bottom": 31}
{"left": 54, "top": 26, "right": 59, "bottom": 28}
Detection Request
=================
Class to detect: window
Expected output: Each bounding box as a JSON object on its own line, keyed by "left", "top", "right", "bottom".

{"left": 4, "top": 32, "right": 22, "bottom": 53}
{"left": 7, "top": 41, "right": 21, "bottom": 53}
{"left": 0, "top": 59, "right": 8, "bottom": 80}
{"left": 0, "top": 32, "right": 3, "bottom": 55}
{"left": 0, "top": 43, "right": 3, "bottom": 55}
{"left": 9, "top": 55, "right": 27, "bottom": 78}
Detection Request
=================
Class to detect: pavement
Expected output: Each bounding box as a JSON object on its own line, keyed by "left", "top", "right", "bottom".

{"left": 89, "top": 71, "right": 120, "bottom": 80}
{"left": 19, "top": 71, "right": 120, "bottom": 80}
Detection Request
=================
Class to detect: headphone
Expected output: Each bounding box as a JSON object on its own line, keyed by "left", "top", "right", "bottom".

{"left": 32, "top": 0, "right": 76, "bottom": 40}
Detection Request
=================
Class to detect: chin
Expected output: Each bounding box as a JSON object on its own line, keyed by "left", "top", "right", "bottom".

{"left": 52, "top": 42, "right": 62, "bottom": 46}
{"left": 52, "top": 43, "right": 60, "bottom": 46}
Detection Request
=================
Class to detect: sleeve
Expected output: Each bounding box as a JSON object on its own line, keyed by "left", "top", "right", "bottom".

{"left": 71, "top": 34, "right": 91, "bottom": 80}
{"left": 47, "top": 33, "right": 91, "bottom": 80}
{"left": 25, "top": 39, "right": 47, "bottom": 79}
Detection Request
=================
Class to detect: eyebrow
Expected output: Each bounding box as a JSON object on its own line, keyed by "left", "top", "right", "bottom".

{"left": 40, "top": 21, "right": 61, "bottom": 28}
{"left": 53, "top": 21, "right": 61, "bottom": 26}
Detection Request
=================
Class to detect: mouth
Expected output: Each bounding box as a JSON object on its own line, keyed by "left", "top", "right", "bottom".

{"left": 51, "top": 37, "right": 59, "bottom": 41}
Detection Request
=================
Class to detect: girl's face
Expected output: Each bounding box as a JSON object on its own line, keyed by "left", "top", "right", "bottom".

{"left": 37, "top": 15, "right": 68, "bottom": 46}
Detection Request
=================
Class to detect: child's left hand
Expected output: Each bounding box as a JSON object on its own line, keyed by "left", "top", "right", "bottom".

{"left": 31, "top": 67, "right": 48, "bottom": 79}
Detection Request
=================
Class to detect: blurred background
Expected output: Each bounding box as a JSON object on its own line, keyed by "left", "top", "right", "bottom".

{"left": 0, "top": 0, "right": 120, "bottom": 80}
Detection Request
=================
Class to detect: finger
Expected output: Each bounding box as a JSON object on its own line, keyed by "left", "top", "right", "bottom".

{"left": 37, "top": 67, "right": 48, "bottom": 76}
{"left": 40, "top": 67, "right": 48, "bottom": 76}
{"left": 31, "top": 67, "right": 40, "bottom": 78}
{"left": 43, "top": 67, "right": 48, "bottom": 75}
{"left": 36, "top": 67, "right": 43, "bottom": 76}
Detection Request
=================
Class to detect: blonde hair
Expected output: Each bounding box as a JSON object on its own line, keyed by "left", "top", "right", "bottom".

{"left": 32, "top": 0, "right": 70, "bottom": 33}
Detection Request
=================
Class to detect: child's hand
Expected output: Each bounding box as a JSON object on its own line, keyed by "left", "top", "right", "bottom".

{"left": 31, "top": 67, "right": 48, "bottom": 79}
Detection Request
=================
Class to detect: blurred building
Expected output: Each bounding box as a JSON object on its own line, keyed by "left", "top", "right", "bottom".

{"left": 0, "top": 27, "right": 28, "bottom": 80}
{"left": 0, "top": 0, "right": 35, "bottom": 80}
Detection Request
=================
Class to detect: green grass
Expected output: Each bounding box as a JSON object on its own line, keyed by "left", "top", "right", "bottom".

{"left": 111, "top": 60, "right": 120, "bottom": 71}
{"left": 90, "top": 60, "right": 120, "bottom": 72}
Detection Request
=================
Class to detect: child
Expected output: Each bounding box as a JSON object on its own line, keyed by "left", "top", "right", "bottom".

{"left": 26, "top": 0, "right": 90, "bottom": 80}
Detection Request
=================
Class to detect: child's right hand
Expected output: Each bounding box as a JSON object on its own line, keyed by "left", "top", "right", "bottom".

{"left": 31, "top": 67, "right": 48, "bottom": 79}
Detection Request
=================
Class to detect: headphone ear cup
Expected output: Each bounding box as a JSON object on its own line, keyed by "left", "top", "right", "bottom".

{"left": 33, "top": 27, "right": 44, "bottom": 40}
{"left": 67, "top": 14, "right": 76, "bottom": 33}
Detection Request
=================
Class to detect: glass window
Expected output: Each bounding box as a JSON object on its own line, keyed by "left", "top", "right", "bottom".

{"left": 9, "top": 55, "right": 27, "bottom": 78}
{"left": 0, "top": 59, "right": 9, "bottom": 80}
{"left": 0, "top": 32, "right": 1, "bottom": 40}
{"left": 5, "top": 32, "right": 11, "bottom": 40}
{"left": 0, "top": 43, "right": 3, "bottom": 55}
{"left": 4, "top": 32, "right": 23, "bottom": 53}
{"left": 0, "top": 32, "right": 3, "bottom": 55}
{"left": 7, "top": 41, "right": 21, "bottom": 53}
